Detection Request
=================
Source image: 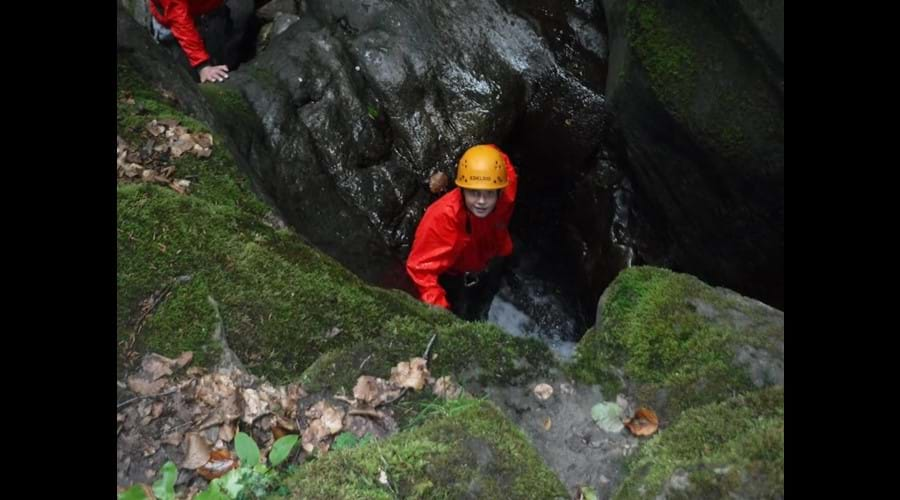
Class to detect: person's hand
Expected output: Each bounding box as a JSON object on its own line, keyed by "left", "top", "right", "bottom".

{"left": 199, "top": 65, "right": 229, "bottom": 83}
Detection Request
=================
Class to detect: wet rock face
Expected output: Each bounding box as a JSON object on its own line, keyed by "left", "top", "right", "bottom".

{"left": 601, "top": 0, "right": 784, "bottom": 309}
{"left": 227, "top": 0, "right": 631, "bottom": 296}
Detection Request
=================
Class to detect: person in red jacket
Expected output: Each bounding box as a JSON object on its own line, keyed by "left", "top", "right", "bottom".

{"left": 148, "top": 0, "right": 254, "bottom": 83}
{"left": 406, "top": 144, "right": 518, "bottom": 320}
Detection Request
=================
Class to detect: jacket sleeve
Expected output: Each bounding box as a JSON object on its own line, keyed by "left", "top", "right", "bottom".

{"left": 406, "top": 207, "right": 461, "bottom": 309}
{"left": 161, "top": 0, "right": 211, "bottom": 67}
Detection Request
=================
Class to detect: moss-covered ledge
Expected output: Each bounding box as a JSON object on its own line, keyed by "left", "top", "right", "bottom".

{"left": 613, "top": 386, "right": 784, "bottom": 499}
{"left": 567, "top": 266, "right": 783, "bottom": 418}
{"left": 278, "top": 398, "right": 569, "bottom": 499}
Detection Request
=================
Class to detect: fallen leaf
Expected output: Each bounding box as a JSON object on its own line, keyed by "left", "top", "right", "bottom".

{"left": 533, "top": 383, "right": 554, "bottom": 400}
{"left": 162, "top": 432, "right": 184, "bottom": 446}
{"left": 171, "top": 179, "right": 191, "bottom": 194}
{"left": 218, "top": 422, "right": 236, "bottom": 443}
{"left": 301, "top": 419, "right": 329, "bottom": 453}
{"left": 390, "top": 357, "right": 430, "bottom": 391}
{"left": 325, "top": 326, "right": 342, "bottom": 339}
{"left": 271, "top": 415, "right": 298, "bottom": 440}
{"left": 197, "top": 448, "right": 238, "bottom": 480}
{"left": 241, "top": 388, "right": 270, "bottom": 424}
{"left": 174, "top": 351, "right": 193, "bottom": 369}
{"left": 353, "top": 376, "right": 402, "bottom": 407}
{"left": 170, "top": 134, "right": 196, "bottom": 158}
{"left": 624, "top": 407, "right": 659, "bottom": 437}
{"left": 123, "top": 164, "right": 143, "bottom": 178}
{"left": 160, "top": 166, "right": 177, "bottom": 179}
{"left": 182, "top": 432, "right": 211, "bottom": 469}
{"left": 142, "top": 353, "right": 176, "bottom": 380}
{"left": 151, "top": 401, "right": 165, "bottom": 420}
{"left": 195, "top": 133, "right": 214, "bottom": 148}
{"left": 432, "top": 376, "right": 462, "bottom": 399}
{"left": 320, "top": 405, "right": 345, "bottom": 435}
{"left": 195, "top": 373, "right": 237, "bottom": 408}
{"left": 543, "top": 417, "right": 552, "bottom": 431}
{"left": 429, "top": 171, "right": 449, "bottom": 193}
{"left": 127, "top": 375, "right": 166, "bottom": 396}
{"left": 146, "top": 120, "right": 165, "bottom": 136}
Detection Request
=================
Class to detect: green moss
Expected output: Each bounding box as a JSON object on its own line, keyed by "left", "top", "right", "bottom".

{"left": 141, "top": 276, "right": 222, "bottom": 367}
{"left": 624, "top": 0, "right": 782, "bottom": 163}
{"left": 301, "top": 317, "right": 556, "bottom": 394}
{"left": 614, "top": 386, "right": 784, "bottom": 499}
{"left": 568, "top": 266, "right": 779, "bottom": 416}
{"left": 199, "top": 83, "right": 259, "bottom": 126}
{"left": 626, "top": 0, "right": 697, "bottom": 120}
{"left": 281, "top": 399, "right": 568, "bottom": 499}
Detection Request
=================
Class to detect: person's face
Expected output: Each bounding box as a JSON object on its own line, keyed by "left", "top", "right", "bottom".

{"left": 463, "top": 189, "right": 499, "bottom": 218}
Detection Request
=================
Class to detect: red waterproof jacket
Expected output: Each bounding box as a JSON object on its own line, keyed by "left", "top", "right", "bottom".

{"left": 149, "top": 0, "right": 223, "bottom": 67}
{"left": 406, "top": 146, "right": 518, "bottom": 308}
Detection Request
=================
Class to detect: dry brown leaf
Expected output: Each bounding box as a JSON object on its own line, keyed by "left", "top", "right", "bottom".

{"left": 195, "top": 373, "right": 237, "bottom": 407}
{"left": 151, "top": 401, "right": 165, "bottom": 420}
{"left": 123, "top": 164, "right": 143, "bottom": 178}
{"left": 195, "top": 133, "right": 214, "bottom": 148}
{"left": 301, "top": 419, "right": 329, "bottom": 453}
{"left": 197, "top": 413, "right": 224, "bottom": 431}
{"left": 433, "top": 376, "right": 462, "bottom": 400}
{"left": 543, "top": 417, "right": 552, "bottom": 431}
{"left": 284, "top": 383, "right": 306, "bottom": 416}
{"left": 241, "top": 388, "right": 271, "bottom": 424}
{"left": 624, "top": 407, "right": 659, "bottom": 437}
{"left": 182, "top": 432, "right": 212, "bottom": 469}
{"left": 142, "top": 354, "right": 176, "bottom": 380}
{"left": 171, "top": 179, "right": 191, "bottom": 195}
{"left": 319, "top": 404, "right": 345, "bottom": 435}
{"left": 146, "top": 120, "right": 165, "bottom": 137}
{"left": 127, "top": 375, "right": 167, "bottom": 396}
{"left": 390, "top": 357, "right": 430, "bottom": 391}
{"left": 218, "top": 422, "right": 236, "bottom": 443}
{"left": 174, "top": 351, "right": 194, "bottom": 369}
{"left": 197, "top": 449, "right": 238, "bottom": 480}
{"left": 533, "top": 383, "right": 554, "bottom": 400}
{"left": 170, "top": 134, "right": 196, "bottom": 158}
{"left": 272, "top": 424, "right": 292, "bottom": 441}
{"left": 162, "top": 432, "right": 184, "bottom": 446}
{"left": 353, "top": 376, "right": 402, "bottom": 407}
{"left": 429, "top": 171, "right": 449, "bottom": 193}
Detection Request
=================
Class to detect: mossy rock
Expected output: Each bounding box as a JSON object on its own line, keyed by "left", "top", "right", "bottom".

{"left": 279, "top": 398, "right": 569, "bottom": 499}
{"left": 613, "top": 386, "right": 784, "bottom": 499}
{"left": 568, "top": 266, "right": 783, "bottom": 418}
